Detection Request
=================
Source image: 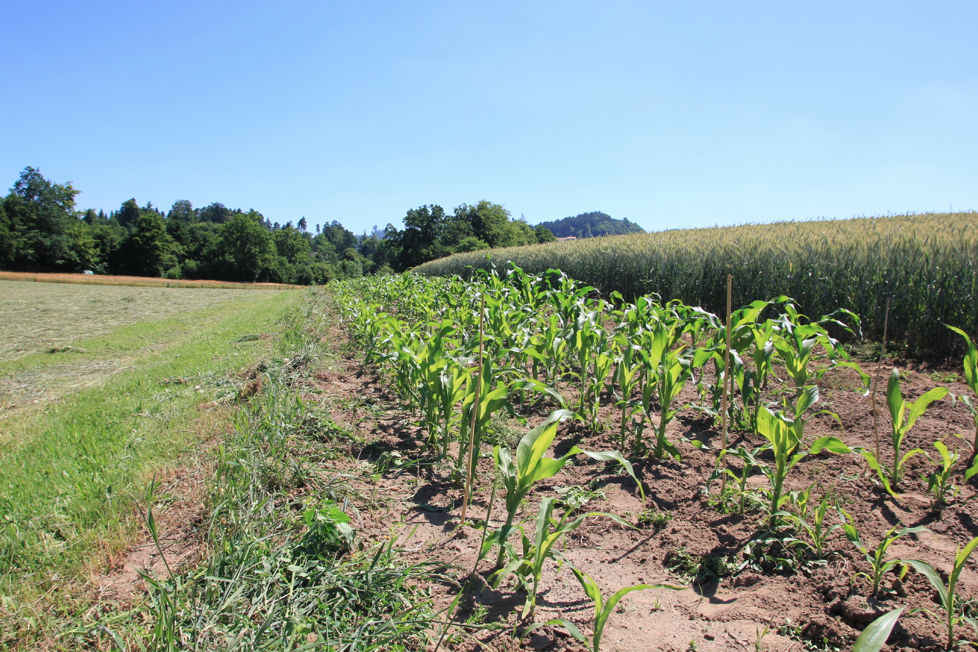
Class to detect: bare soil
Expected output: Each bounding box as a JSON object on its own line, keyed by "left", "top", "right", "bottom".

{"left": 301, "top": 327, "right": 978, "bottom": 651}
{"left": 97, "top": 326, "right": 978, "bottom": 651}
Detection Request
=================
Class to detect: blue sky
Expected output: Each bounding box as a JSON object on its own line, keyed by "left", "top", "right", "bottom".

{"left": 2, "top": 1, "right": 975, "bottom": 235}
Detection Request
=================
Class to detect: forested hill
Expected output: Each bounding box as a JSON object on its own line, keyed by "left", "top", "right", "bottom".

{"left": 535, "top": 211, "right": 645, "bottom": 238}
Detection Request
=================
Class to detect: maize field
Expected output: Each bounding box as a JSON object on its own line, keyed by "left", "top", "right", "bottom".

{"left": 413, "top": 212, "right": 978, "bottom": 358}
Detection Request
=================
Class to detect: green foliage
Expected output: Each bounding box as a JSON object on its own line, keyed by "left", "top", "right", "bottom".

{"left": 905, "top": 535, "right": 978, "bottom": 650}
{"left": 853, "top": 607, "right": 904, "bottom": 652}
{"left": 753, "top": 398, "right": 849, "bottom": 524}
{"left": 841, "top": 514, "right": 924, "bottom": 597}
{"left": 786, "top": 487, "right": 843, "bottom": 560}
{"left": 3, "top": 166, "right": 82, "bottom": 270}
{"left": 859, "top": 369, "right": 948, "bottom": 494}
{"left": 383, "top": 201, "right": 544, "bottom": 271}
{"left": 946, "top": 325, "right": 978, "bottom": 458}
{"left": 297, "top": 501, "right": 355, "bottom": 557}
{"left": 664, "top": 546, "right": 738, "bottom": 584}
{"left": 708, "top": 445, "right": 764, "bottom": 515}
{"left": 483, "top": 410, "right": 640, "bottom": 569}
{"left": 415, "top": 212, "right": 978, "bottom": 358}
{"left": 122, "top": 211, "right": 181, "bottom": 277}
{"left": 536, "top": 211, "right": 645, "bottom": 239}
{"left": 925, "top": 441, "right": 961, "bottom": 507}
{"left": 0, "top": 168, "right": 384, "bottom": 283}
{"left": 492, "top": 496, "right": 631, "bottom": 619}
{"left": 568, "top": 568, "right": 680, "bottom": 652}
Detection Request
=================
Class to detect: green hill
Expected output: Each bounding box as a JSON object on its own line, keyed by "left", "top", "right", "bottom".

{"left": 535, "top": 211, "right": 645, "bottom": 238}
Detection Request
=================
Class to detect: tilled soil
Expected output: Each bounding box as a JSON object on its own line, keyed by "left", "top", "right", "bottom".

{"left": 303, "top": 332, "right": 978, "bottom": 652}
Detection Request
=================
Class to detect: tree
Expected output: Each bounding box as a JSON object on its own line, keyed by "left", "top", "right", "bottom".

{"left": 167, "top": 200, "right": 196, "bottom": 223}
{"left": 199, "top": 202, "right": 232, "bottom": 224}
{"left": 119, "top": 212, "right": 180, "bottom": 276}
{"left": 534, "top": 225, "right": 556, "bottom": 243}
{"left": 215, "top": 212, "right": 276, "bottom": 281}
{"left": 455, "top": 201, "right": 514, "bottom": 247}
{"left": 0, "top": 200, "right": 13, "bottom": 267}
{"left": 3, "top": 166, "right": 81, "bottom": 270}
{"left": 116, "top": 198, "right": 141, "bottom": 231}
{"left": 388, "top": 204, "right": 451, "bottom": 270}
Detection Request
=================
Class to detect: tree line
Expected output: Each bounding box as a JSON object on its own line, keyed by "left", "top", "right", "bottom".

{"left": 0, "top": 167, "right": 556, "bottom": 284}
{"left": 535, "top": 211, "right": 645, "bottom": 239}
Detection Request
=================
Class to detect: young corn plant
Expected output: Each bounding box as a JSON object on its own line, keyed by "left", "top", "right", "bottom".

{"left": 483, "top": 410, "right": 641, "bottom": 569}
{"left": 859, "top": 368, "right": 948, "bottom": 495}
{"left": 491, "top": 496, "right": 632, "bottom": 619}
{"left": 398, "top": 319, "right": 459, "bottom": 451}
{"left": 905, "top": 535, "right": 978, "bottom": 651}
{"left": 787, "top": 486, "right": 842, "bottom": 560}
{"left": 841, "top": 513, "right": 925, "bottom": 597}
{"left": 612, "top": 336, "right": 644, "bottom": 450}
{"left": 566, "top": 302, "right": 614, "bottom": 430}
{"left": 754, "top": 394, "right": 849, "bottom": 525}
{"left": 925, "top": 440, "right": 961, "bottom": 508}
{"left": 694, "top": 297, "right": 780, "bottom": 430}
{"left": 635, "top": 324, "right": 693, "bottom": 460}
{"left": 946, "top": 325, "right": 978, "bottom": 460}
{"left": 458, "top": 357, "right": 513, "bottom": 483}
{"left": 708, "top": 445, "right": 762, "bottom": 515}
{"left": 566, "top": 568, "right": 682, "bottom": 652}
{"left": 524, "top": 312, "right": 569, "bottom": 389}
{"left": 853, "top": 607, "right": 905, "bottom": 652}
{"left": 770, "top": 305, "right": 864, "bottom": 397}
{"left": 434, "top": 356, "right": 470, "bottom": 458}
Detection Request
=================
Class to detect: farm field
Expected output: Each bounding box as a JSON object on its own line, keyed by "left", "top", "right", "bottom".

{"left": 4, "top": 269, "right": 978, "bottom": 651}
{"left": 319, "top": 270, "right": 978, "bottom": 651}
{"left": 0, "top": 279, "right": 304, "bottom": 646}
{"left": 414, "top": 212, "right": 978, "bottom": 359}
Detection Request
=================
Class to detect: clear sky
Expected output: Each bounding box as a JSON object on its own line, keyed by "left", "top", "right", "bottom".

{"left": 2, "top": 1, "right": 975, "bottom": 235}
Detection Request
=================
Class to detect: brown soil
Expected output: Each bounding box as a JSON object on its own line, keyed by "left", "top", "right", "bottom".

{"left": 84, "top": 425, "right": 223, "bottom": 618}
{"left": 90, "top": 326, "right": 978, "bottom": 651}
{"left": 300, "top": 326, "right": 978, "bottom": 651}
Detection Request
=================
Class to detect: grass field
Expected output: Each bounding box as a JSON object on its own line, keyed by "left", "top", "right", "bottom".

{"left": 0, "top": 270, "right": 298, "bottom": 290}
{"left": 0, "top": 280, "right": 285, "bottom": 362}
{"left": 0, "top": 280, "right": 305, "bottom": 643}
{"left": 414, "top": 212, "right": 978, "bottom": 357}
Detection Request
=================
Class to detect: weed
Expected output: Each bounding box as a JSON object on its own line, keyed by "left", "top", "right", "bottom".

{"left": 665, "top": 546, "right": 737, "bottom": 584}
{"left": 555, "top": 484, "right": 607, "bottom": 514}
{"left": 636, "top": 508, "right": 672, "bottom": 530}
{"left": 742, "top": 527, "right": 810, "bottom": 576}
{"left": 777, "top": 618, "right": 843, "bottom": 651}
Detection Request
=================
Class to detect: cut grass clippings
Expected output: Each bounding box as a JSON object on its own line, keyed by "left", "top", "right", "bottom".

{"left": 0, "top": 285, "right": 305, "bottom": 645}
{"left": 0, "top": 279, "right": 287, "bottom": 362}
{"left": 65, "top": 289, "right": 441, "bottom": 651}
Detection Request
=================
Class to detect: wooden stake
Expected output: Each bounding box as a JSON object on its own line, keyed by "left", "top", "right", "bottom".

{"left": 721, "top": 275, "right": 732, "bottom": 492}
{"left": 870, "top": 297, "right": 891, "bottom": 462}
{"left": 460, "top": 293, "right": 486, "bottom": 526}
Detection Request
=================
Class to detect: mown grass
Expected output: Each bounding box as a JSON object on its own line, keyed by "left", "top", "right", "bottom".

{"left": 63, "top": 290, "right": 440, "bottom": 651}
{"left": 0, "top": 286, "right": 304, "bottom": 643}
{"left": 414, "top": 212, "right": 978, "bottom": 357}
{"left": 0, "top": 271, "right": 298, "bottom": 290}
{"left": 0, "top": 279, "right": 285, "bottom": 361}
